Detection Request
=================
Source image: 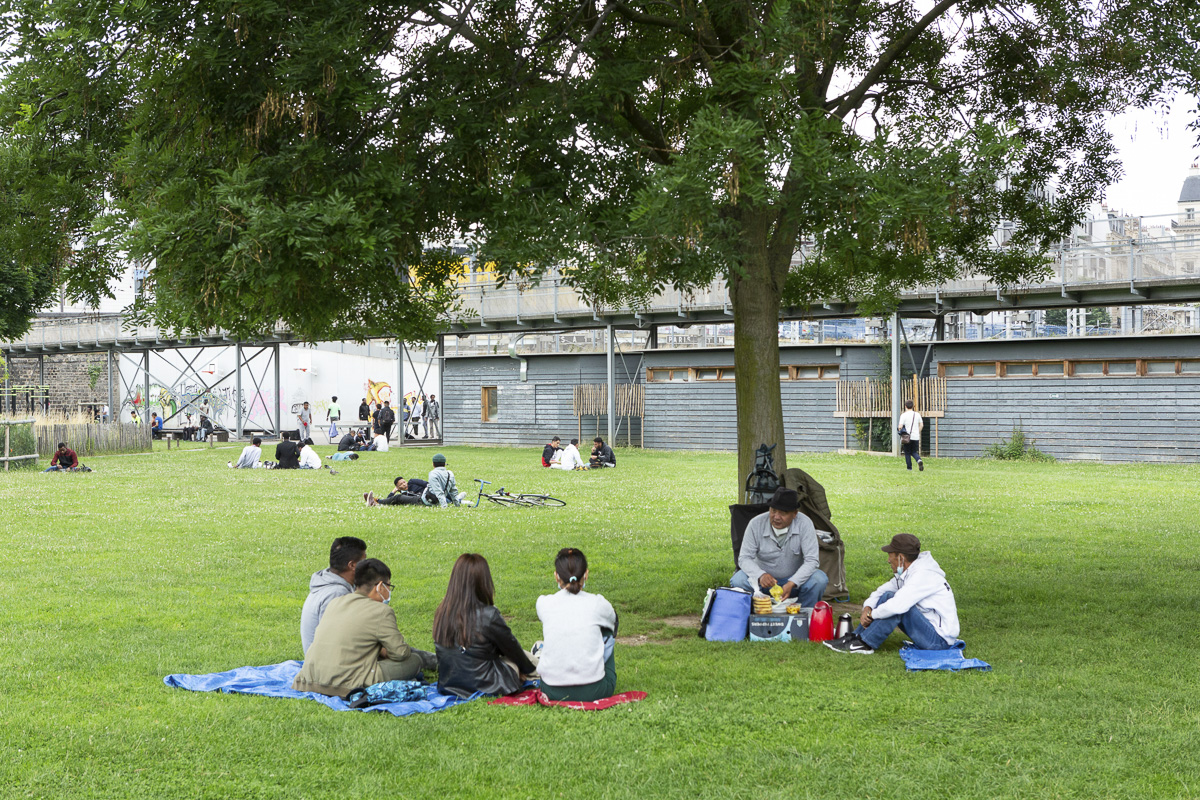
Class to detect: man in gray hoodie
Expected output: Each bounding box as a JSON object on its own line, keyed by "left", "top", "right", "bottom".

{"left": 300, "top": 537, "right": 368, "bottom": 654}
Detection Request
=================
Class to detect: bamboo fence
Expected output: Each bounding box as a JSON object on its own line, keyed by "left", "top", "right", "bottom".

{"left": 834, "top": 376, "right": 947, "bottom": 455}
{"left": 34, "top": 422, "right": 152, "bottom": 457}
{"left": 571, "top": 384, "right": 645, "bottom": 447}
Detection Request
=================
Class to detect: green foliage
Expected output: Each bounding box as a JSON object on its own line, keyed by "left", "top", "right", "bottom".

{"left": 853, "top": 417, "right": 891, "bottom": 452}
{"left": 1, "top": 446, "right": 1199, "bottom": 797}
{"left": 2, "top": 421, "right": 37, "bottom": 469}
{"left": 1044, "top": 307, "right": 1112, "bottom": 327}
{"left": 983, "top": 425, "right": 1055, "bottom": 462}
{"left": 86, "top": 362, "right": 104, "bottom": 390}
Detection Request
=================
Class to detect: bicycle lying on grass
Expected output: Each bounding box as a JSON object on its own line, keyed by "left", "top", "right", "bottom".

{"left": 471, "top": 479, "right": 566, "bottom": 508}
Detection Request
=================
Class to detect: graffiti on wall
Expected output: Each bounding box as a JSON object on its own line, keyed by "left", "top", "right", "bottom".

{"left": 366, "top": 379, "right": 392, "bottom": 406}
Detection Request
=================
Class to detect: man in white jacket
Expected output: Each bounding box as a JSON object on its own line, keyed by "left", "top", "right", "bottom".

{"left": 826, "top": 533, "right": 959, "bottom": 655}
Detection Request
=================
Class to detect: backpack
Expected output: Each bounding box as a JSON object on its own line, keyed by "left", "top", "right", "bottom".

{"left": 345, "top": 680, "right": 427, "bottom": 708}
{"left": 744, "top": 443, "right": 780, "bottom": 503}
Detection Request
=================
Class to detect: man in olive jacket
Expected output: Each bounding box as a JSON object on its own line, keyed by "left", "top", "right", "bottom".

{"left": 293, "top": 559, "right": 436, "bottom": 697}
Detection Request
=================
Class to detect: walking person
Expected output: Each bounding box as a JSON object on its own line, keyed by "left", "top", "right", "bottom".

{"left": 297, "top": 401, "right": 313, "bottom": 442}
{"left": 326, "top": 395, "right": 341, "bottom": 439}
{"left": 898, "top": 400, "right": 924, "bottom": 472}
{"left": 409, "top": 395, "right": 423, "bottom": 438}
{"left": 378, "top": 400, "right": 396, "bottom": 441}
{"left": 426, "top": 394, "right": 441, "bottom": 440}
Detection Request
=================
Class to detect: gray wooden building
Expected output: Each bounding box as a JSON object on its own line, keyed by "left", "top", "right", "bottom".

{"left": 443, "top": 334, "right": 1200, "bottom": 463}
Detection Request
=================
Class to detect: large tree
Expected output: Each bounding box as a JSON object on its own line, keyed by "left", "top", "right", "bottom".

{"left": 1, "top": 1, "right": 1198, "bottom": 491}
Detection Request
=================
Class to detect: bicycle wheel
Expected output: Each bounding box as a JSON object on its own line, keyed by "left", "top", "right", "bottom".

{"left": 516, "top": 494, "right": 566, "bottom": 507}
{"left": 487, "top": 494, "right": 527, "bottom": 507}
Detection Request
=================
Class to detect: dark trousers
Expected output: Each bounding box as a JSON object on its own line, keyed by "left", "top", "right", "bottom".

{"left": 380, "top": 423, "right": 393, "bottom": 441}
{"left": 379, "top": 492, "right": 424, "bottom": 506}
{"left": 902, "top": 440, "right": 922, "bottom": 469}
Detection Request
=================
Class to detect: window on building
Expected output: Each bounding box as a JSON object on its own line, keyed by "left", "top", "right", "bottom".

{"left": 1145, "top": 360, "right": 1178, "bottom": 375}
{"left": 1188, "top": 207, "right": 1195, "bottom": 221}
{"left": 1074, "top": 361, "right": 1104, "bottom": 375}
{"left": 693, "top": 368, "right": 721, "bottom": 381}
{"left": 1107, "top": 361, "right": 1136, "bottom": 375}
{"left": 647, "top": 368, "right": 688, "bottom": 382}
{"left": 780, "top": 367, "right": 792, "bottom": 380}
{"left": 795, "top": 366, "right": 821, "bottom": 379}
{"left": 1035, "top": 362, "right": 1064, "bottom": 376}
{"left": 1181, "top": 360, "right": 1200, "bottom": 374}
{"left": 1004, "top": 363, "right": 1033, "bottom": 377}
{"left": 944, "top": 364, "right": 971, "bottom": 377}
{"left": 481, "top": 386, "right": 498, "bottom": 421}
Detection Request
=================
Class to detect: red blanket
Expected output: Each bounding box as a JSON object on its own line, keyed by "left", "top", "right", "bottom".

{"left": 489, "top": 689, "right": 647, "bottom": 710}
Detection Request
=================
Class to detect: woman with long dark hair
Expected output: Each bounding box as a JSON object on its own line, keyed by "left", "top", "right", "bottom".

{"left": 535, "top": 548, "right": 618, "bottom": 701}
{"left": 433, "top": 553, "right": 536, "bottom": 698}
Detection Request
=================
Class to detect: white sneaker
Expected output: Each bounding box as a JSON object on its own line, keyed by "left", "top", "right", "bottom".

{"left": 227, "top": 461, "right": 233, "bottom": 468}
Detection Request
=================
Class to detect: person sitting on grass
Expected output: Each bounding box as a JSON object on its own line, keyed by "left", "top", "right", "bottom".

{"left": 535, "top": 548, "right": 619, "bottom": 702}
{"left": 300, "top": 536, "right": 367, "bottom": 654}
{"left": 589, "top": 437, "right": 616, "bottom": 468}
{"left": 426, "top": 453, "right": 465, "bottom": 506}
{"left": 541, "top": 436, "right": 562, "bottom": 467}
{"left": 826, "top": 533, "right": 959, "bottom": 655}
{"left": 228, "top": 437, "right": 263, "bottom": 469}
{"left": 370, "top": 431, "right": 390, "bottom": 452}
{"left": 337, "top": 430, "right": 357, "bottom": 451}
{"left": 299, "top": 438, "right": 322, "bottom": 469}
{"left": 274, "top": 432, "right": 300, "bottom": 469}
{"left": 44, "top": 442, "right": 87, "bottom": 472}
{"left": 293, "top": 558, "right": 437, "bottom": 697}
{"left": 551, "top": 438, "right": 587, "bottom": 470}
{"left": 365, "top": 476, "right": 431, "bottom": 507}
{"left": 731, "top": 487, "right": 828, "bottom": 607}
{"left": 433, "top": 553, "right": 537, "bottom": 698}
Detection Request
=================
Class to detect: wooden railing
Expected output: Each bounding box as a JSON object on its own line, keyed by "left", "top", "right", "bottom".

{"left": 835, "top": 376, "right": 947, "bottom": 418}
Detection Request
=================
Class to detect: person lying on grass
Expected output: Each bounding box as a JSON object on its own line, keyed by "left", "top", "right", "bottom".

{"left": 44, "top": 442, "right": 89, "bottom": 472}
{"left": 365, "top": 476, "right": 430, "bottom": 507}
{"left": 535, "top": 548, "right": 619, "bottom": 702}
{"left": 825, "top": 533, "right": 959, "bottom": 655}
{"left": 433, "top": 553, "right": 537, "bottom": 698}
{"left": 293, "top": 558, "right": 437, "bottom": 697}
{"left": 731, "top": 487, "right": 828, "bottom": 607}
{"left": 300, "top": 537, "right": 367, "bottom": 654}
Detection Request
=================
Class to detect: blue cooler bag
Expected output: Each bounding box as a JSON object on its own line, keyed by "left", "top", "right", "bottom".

{"left": 702, "top": 587, "right": 752, "bottom": 642}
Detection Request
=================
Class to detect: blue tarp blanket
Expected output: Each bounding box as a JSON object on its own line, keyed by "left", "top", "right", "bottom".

{"left": 163, "top": 661, "right": 479, "bottom": 716}
{"left": 899, "top": 640, "right": 991, "bottom": 672}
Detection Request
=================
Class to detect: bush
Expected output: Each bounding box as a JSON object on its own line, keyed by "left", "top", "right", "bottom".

{"left": 2, "top": 421, "right": 38, "bottom": 470}
{"left": 983, "top": 426, "right": 1055, "bottom": 462}
{"left": 853, "top": 417, "right": 892, "bottom": 452}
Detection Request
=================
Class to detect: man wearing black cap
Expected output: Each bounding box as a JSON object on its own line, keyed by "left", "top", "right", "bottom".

{"left": 826, "top": 533, "right": 959, "bottom": 654}
{"left": 730, "top": 487, "right": 828, "bottom": 608}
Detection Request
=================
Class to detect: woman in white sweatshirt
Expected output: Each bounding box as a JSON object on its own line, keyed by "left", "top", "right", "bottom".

{"left": 535, "top": 548, "right": 618, "bottom": 701}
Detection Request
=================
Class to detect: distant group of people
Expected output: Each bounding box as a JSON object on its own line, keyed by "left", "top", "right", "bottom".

{"left": 541, "top": 436, "right": 616, "bottom": 470}
{"left": 227, "top": 432, "right": 328, "bottom": 471}
{"left": 296, "top": 541, "right": 619, "bottom": 701}
{"left": 364, "top": 453, "right": 464, "bottom": 507}
{"left": 354, "top": 394, "right": 439, "bottom": 442}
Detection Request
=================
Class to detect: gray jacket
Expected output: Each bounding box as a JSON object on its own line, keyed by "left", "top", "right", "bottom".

{"left": 300, "top": 569, "right": 353, "bottom": 654}
{"left": 737, "top": 510, "right": 820, "bottom": 589}
{"left": 425, "top": 466, "right": 460, "bottom": 507}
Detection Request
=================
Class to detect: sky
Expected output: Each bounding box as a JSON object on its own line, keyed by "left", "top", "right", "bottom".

{"left": 1102, "top": 94, "right": 1200, "bottom": 219}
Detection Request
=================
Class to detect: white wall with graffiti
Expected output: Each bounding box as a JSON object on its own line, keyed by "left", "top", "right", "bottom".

{"left": 116, "top": 342, "right": 439, "bottom": 438}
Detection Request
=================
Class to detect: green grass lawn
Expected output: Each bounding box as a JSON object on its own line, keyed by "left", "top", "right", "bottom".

{"left": 2, "top": 444, "right": 1198, "bottom": 799}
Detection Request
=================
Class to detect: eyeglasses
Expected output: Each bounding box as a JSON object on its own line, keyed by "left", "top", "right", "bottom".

{"left": 382, "top": 583, "right": 395, "bottom": 590}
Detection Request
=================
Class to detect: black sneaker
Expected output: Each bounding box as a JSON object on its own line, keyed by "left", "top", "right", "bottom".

{"left": 918, "top": 460, "right": 924, "bottom": 472}
{"left": 824, "top": 634, "right": 875, "bottom": 654}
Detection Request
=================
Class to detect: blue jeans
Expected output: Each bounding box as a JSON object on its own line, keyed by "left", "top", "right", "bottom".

{"left": 855, "top": 591, "right": 953, "bottom": 650}
{"left": 43, "top": 465, "right": 66, "bottom": 472}
{"left": 902, "top": 440, "right": 922, "bottom": 469}
{"left": 731, "top": 569, "right": 828, "bottom": 607}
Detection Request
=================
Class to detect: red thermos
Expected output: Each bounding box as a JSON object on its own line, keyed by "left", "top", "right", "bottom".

{"left": 808, "top": 601, "right": 835, "bottom": 642}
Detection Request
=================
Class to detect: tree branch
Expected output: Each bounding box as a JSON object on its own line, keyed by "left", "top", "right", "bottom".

{"left": 619, "top": 93, "right": 674, "bottom": 165}
{"left": 826, "top": 0, "right": 961, "bottom": 119}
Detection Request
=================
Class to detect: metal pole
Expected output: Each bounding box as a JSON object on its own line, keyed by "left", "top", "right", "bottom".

{"left": 397, "top": 339, "right": 404, "bottom": 445}
{"left": 891, "top": 313, "right": 901, "bottom": 456}
{"left": 143, "top": 350, "right": 150, "bottom": 425}
{"left": 436, "top": 334, "right": 444, "bottom": 442}
{"left": 274, "top": 344, "right": 281, "bottom": 438}
{"left": 606, "top": 324, "right": 615, "bottom": 443}
{"left": 107, "top": 349, "right": 114, "bottom": 423}
{"left": 235, "top": 343, "right": 243, "bottom": 439}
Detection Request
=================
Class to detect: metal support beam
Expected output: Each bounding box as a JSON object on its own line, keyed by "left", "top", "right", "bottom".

{"left": 891, "top": 313, "right": 901, "bottom": 456}
{"left": 274, "top": 344, "right": 281, "bottom": 437}
{"left": 143, "top": 350, "right": 151, "bottom": 423}
{"left": 606, "top": 324, "right": 615, "bottom": 444}
{"left": 396, "top": 339, "right": 404, "bottom": 446}
{"left": 235, "top": 343, "right": 243, "bottom": 439}
{"left": 107, "top": 349, "right": 115, "bottom": 422}
{"left": 436, "top": 334, "right": 445, "bottom": 442}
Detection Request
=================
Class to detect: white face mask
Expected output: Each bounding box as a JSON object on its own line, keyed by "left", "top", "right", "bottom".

{"left": 380, "top": 583, "right": 392, "bottom": 605}
{"left": 772, "top": 525, "right": 790, "bottom": 535}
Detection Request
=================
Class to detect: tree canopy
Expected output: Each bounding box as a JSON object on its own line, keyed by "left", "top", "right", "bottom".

{"left": 2, "top": 0, "right": 1198, "bottom": 485}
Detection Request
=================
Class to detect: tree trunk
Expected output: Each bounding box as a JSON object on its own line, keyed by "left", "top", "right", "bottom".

{"left": 730, "top": 212, "right": 788, "bottom": 503}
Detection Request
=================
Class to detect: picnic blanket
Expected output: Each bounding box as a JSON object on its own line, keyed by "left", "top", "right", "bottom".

{"left": 899, "top": 641, "right": 991, "bottom": 672}
{"left": 490, "top": 689, "right": 648, "bottom": 710}
{"left": 163, "top": 660, "right": 477, "bottom": 717}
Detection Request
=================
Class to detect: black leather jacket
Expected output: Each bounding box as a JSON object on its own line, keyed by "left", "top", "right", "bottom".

{"left": 435, "top": 605, "right": 535, "bottom": 698}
